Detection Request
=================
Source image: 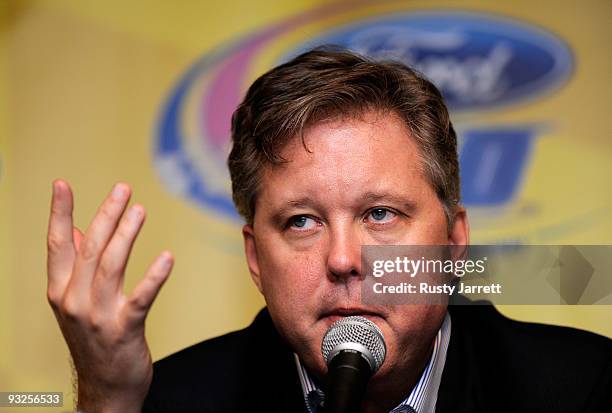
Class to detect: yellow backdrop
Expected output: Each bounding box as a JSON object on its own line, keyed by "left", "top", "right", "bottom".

{"left": 2, "top": 0, "right": 611, "bottom": 410}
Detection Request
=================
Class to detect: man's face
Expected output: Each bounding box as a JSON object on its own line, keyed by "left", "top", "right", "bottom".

{"left": 243, "top": 110, "right": 468, "bottom": 381}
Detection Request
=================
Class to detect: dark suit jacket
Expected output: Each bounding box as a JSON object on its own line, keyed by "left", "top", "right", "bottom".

{"left": 143, "top": 305, "right": 612, "bottom": 412}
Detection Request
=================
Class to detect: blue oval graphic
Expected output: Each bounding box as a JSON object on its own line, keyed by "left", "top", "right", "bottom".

{"left": 285, "top": 12, "right": 574, "bottom": 111}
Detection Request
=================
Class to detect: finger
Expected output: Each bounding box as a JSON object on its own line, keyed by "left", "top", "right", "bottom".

{"left": 93, "top": 204, "right": 146, "bottom": 305}
{"left": 124, "top": 252, "right": 173, "bottom": 328}
{"left": 47, "top": 180, "right": 76, "bottom": 300}
{"left": 68, "top": 183, "right": 131, "bottom": 296}
{"left": 73, "top": 227, "right": 84, "bottom": 252}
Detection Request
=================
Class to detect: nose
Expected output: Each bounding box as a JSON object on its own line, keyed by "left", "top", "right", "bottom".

{"left": 326, "top": 225, "right": 362, "bottom": 281}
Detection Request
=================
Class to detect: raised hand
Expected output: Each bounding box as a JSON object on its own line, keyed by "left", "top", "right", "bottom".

{"left": 46, "top": 180, "right": 173, "bottom": 413}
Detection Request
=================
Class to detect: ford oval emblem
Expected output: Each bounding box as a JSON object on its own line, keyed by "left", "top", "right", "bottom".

{"left": 286, "top": 12, "right": 574, "bottom": 111}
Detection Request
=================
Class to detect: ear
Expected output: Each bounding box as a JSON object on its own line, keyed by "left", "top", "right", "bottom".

{"left": 242, "top": 224, "right": 263, "bottom": 294}
{"left": 448, "top": 206, "right": 469, "bottom": 260}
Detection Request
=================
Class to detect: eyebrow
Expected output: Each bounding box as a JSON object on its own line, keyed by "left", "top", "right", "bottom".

{"left": 269, "top": 197, "right": 318, "bottom": 227}
{"left": 269, "top": 192, "right": 417, "bottom": 226}
{"left": 361, "top": 191, "right": 418, "bottom": 212}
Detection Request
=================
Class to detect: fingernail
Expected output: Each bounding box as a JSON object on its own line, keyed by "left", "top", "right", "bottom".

{"left": 112, "top": 183, "right": 127, "bottom": 199}
{"left": 159, "top": 252, "right": 172, "bottom": 269}
{"left": 128, "top": 205, "right": 143, "bottom": 221}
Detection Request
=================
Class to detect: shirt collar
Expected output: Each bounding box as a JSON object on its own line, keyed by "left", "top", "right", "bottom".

{"left": 294, "top": 312, "right": 451, "bottom": 413}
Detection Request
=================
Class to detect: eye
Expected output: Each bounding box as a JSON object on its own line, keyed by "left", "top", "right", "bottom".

{"left": 366, "top": 208, "right": 397, "bottom": 224}
{"left": 288, "top": 215, "right": 318, "bottom": 230}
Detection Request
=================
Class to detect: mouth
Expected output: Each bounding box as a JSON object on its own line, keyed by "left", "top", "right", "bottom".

{"left": 319, "top": 307, "right": 385, "bottom": 326}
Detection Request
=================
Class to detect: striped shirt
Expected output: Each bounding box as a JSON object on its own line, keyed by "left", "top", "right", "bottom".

{"left": 294, "top": 313, "right": 451, "bottom": 413}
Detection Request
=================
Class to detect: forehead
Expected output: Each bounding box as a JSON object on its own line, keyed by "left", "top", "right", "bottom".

{"left": 257, "top": 110, "right": 432, "bottom": 205}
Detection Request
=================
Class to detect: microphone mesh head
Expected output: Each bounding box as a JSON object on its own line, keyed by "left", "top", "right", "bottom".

{"left": 321, "top": 316, "right": 386, "bottom": 372}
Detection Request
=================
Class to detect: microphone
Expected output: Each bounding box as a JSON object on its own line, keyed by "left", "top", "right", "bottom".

{"left": 321, "top": 316, "right": 386, "bottom": 413}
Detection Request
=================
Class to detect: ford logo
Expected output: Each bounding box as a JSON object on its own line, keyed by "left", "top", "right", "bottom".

{"left": 286, "top": 12, "right": 574, "bottom": 111}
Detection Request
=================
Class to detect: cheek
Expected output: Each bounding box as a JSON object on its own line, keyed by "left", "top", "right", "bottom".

{"left": 257, "top": 243, "right": 326, "bottom": 308}
{"left": 409, "top": 204, "right": 449, "bottom": 244}
{"left": 422, "top": 221, "right": 449, "bottom": 243}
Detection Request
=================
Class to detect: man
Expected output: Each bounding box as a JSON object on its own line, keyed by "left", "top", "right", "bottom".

{"left": 47, "top": 48, "right": 611, "bottom": 413}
